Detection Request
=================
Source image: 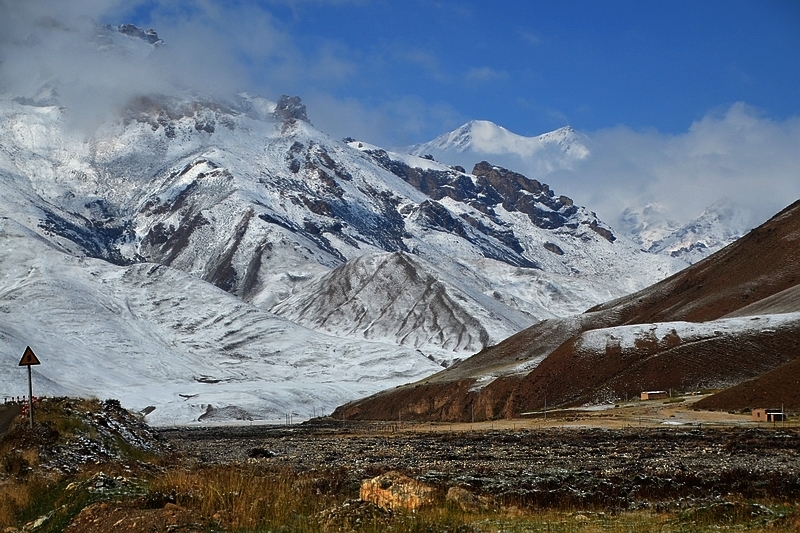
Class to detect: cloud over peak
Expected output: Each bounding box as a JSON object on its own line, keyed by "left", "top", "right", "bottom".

{"left": 0, "top": 1, "right": 271, "bottom": 127}
{"left": 566, "top": 102, "right": 800, "bottom": 228}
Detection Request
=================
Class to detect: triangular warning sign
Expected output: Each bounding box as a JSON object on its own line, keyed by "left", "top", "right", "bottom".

{"left": 18, "top": 346, "right": 41, "bottom": 366}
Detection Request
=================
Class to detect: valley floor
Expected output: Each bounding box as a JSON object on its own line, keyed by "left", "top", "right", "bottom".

{"left": 3, "top": 397, "right": 799, "bottom": 532}
{"left": 161, "top": 399, "right": 800, "bottom": 518}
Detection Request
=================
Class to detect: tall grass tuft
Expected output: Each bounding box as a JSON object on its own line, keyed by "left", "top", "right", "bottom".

{"left": 0, "top": 481, "right": 35, "bottom": 528}
{"left": 152, "top": 464, "right": 349, "bottom": 531}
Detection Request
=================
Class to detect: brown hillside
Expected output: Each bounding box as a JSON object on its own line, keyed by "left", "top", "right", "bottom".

{"left": 334, "top": 200, "right": 800, "bottom": 422}
{"left": 428, "top": 313, "right": 612, "bottom": 382}
{"left": 724, "top": 283, "right": 800, "bottom": 317}
{"left": 337, "top": 317, "right": 800, "bottom": 422}
{"left": 694, "top": 356, "right": 800, "bottom": 412}
{"left": 588, "top": 199, "right": 800, "bottom": 324}
{"left": 502, "top": 317, "right": 800, "bottom": 415}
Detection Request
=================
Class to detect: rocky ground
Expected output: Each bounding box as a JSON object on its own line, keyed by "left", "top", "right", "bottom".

{"left": 160, "top": 420, "right": 800, "bottom": 512}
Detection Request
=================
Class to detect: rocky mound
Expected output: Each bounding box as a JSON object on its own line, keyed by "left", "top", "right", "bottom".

{"left": 272, "top": 251, "right": 506, "bottom": 355}
{"left": 0, "top": 397, "right": 168, "bottom": 476}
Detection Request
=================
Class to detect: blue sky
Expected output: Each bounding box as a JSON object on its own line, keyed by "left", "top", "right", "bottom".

{"left": 2, "top": 0, "right": 799, "bottom": 226}
{"left": 113, "top": 0, "right": 800, "bottom": 145}
{"left": 305, "top": 1, "right": 798, "bottom": 140}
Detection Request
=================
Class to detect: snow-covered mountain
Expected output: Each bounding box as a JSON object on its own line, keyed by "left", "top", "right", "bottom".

{"left": 408, "top": 120, "right": 589, "bottom": 178}
{"left": 0, "top": 218, "right": 441, "bottom": 425}
{"left": 409, "top": 121, "right": 748, "bottom": 263}
{"left": 0, "top": 23, "right": 689, "bottom": 423}
{"left": 334, "top": 200, "right": 800, "bottom": 422}
{"left": 619, "top": 201, "right": 751, "bottom": 263}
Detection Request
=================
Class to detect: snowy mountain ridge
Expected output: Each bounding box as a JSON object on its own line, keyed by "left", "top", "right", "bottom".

{"left": 0, "top": 217, "right": 442, "bottom": 425}
{"left": 334, "top": 199, "right": 800, "bottom": 422}
{"left": 0, "top": 23, "right": 709, "bottom": 423}
{"left": 408, "top": 120, "right": 590, "bottom": 177}
{"left": 409, "top": 120, "right": 749, "bottom": 263}
{"left": 619, "top": 201, "right": 751, "bottom": 263}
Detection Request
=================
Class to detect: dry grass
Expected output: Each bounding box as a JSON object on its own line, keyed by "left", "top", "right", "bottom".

{"left": 0, "top": 397, "right": 151, "bottom": 530}
{"left": 0, "top": 480, "right": 35, "bottom": 528}
{"left": 3, "top": 457, "right": 798, "bottom": 533}
{"left": 150, "top": 465, "right": 348, "bottom": 531}
{"left": 0, "top": 414, "right": 44, "bottom": 528}
{"left": 147, "top": 464, "right": 800, "bottom": 532}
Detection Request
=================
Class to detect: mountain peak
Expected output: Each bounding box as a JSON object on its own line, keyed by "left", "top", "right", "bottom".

{"left": 620, "top": 200, "right": 752, "bottom": 264}
{"left": 408, "top": 121, "right": 589, "bottom": 177}
{"left": 273, "top": 95, "right": 310, "bottom": 123}
{"left": 116, "top": 24, "right": 163, "bottom": 46}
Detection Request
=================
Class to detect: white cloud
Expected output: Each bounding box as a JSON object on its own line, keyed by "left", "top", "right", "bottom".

{"left": 0, "top": 0, "right": 267, "bottom": 130}
{"left": 465, "top": 66, "right": 509, "bottom": 82}
{"left": 558, "top": 103, "right": 800, "bottom": 228}
{"left": 0, "top": 0, "right": 446, "bottom": 146}
{"left": 305, "top": 91, "right": 463, "bottom": 147}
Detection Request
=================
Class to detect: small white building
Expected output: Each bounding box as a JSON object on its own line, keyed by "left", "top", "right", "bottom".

{"left": 752, "top": 409, "right": 785, "bottom": 423}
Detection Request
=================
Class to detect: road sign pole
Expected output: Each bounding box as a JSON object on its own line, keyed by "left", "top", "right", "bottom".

{"left": 27, "top": 365, "right": 33, "bottom": 428}
{"left": 18, "top": 346, "right": 41, "bottom": 429}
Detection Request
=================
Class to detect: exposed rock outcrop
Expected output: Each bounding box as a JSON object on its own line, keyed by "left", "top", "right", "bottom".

{"left": 273, "top": 95, "right": 309, "bottom": 123}
{"left": 360, "top": 472, "right": 434, "bottom": 511}
{"left": 117, "top": 24, "right": 163, "bottom": 45}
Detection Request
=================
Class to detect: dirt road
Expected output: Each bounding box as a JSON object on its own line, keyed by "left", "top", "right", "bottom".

{"left": 0, "top": 403, "right": 22, "bottom": 435}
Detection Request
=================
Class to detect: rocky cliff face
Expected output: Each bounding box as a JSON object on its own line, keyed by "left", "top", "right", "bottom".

{"left": 273, "top": 94, "right": 310, "bottom": 123}
{"left": 410, "top": 120, "right": 748, "bottom": 264}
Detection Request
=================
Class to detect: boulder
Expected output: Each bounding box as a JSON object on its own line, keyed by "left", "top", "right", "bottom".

{"left": 359, "top": 471, "right": 434, "bottom": 511}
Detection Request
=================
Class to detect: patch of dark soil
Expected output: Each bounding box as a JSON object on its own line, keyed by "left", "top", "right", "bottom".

{"left": 63, "top": 501, "right": 207, "bottom": 533}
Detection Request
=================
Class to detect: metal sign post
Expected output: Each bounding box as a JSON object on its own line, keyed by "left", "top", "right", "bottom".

{"left": 18, "top": 346, "right": 41, "bottom": 428}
